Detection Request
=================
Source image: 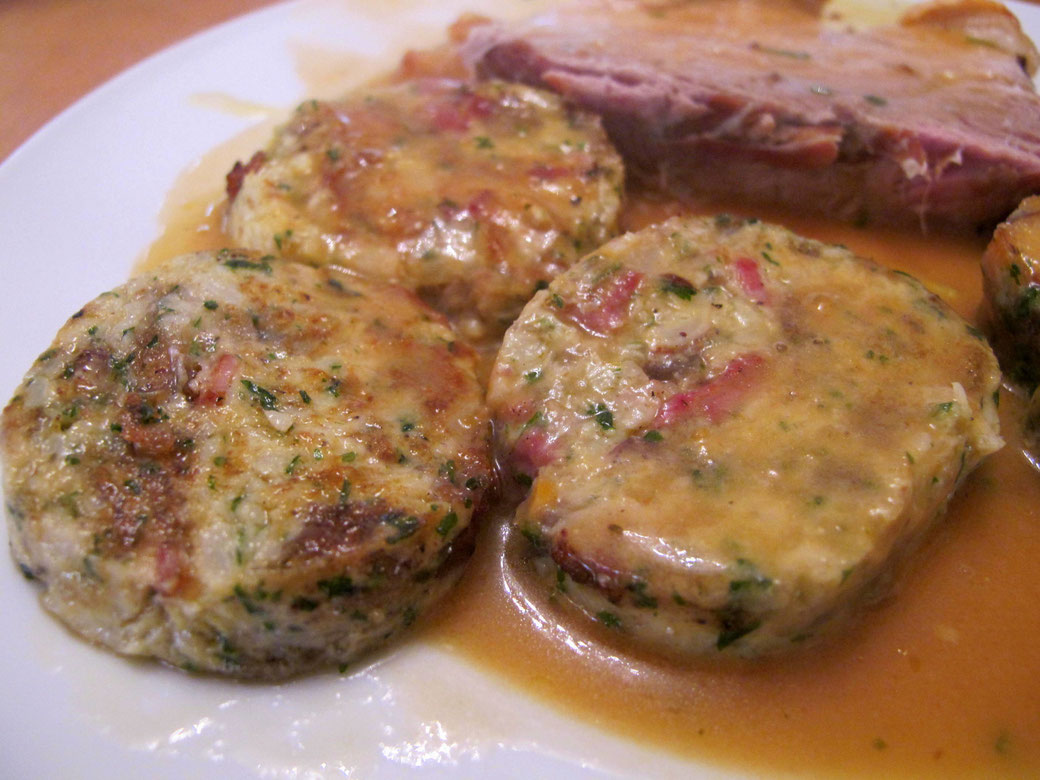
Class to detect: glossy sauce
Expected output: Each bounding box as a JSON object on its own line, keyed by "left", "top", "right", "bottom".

{"left": 148, "top": 174, "right": 1040, "bottom": 777}
{"left": 142, "top": 7, "right": 1040, "bottom": 770}
{"left": 424, "top": 193, "right": 1040, "bottom": 779}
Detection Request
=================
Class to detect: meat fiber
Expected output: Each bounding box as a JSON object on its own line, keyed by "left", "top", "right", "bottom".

{"left": 464, "top": 0, "right": 1040, "bottom": 232}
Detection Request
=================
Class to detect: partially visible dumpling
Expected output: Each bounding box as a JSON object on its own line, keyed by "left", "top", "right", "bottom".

{"left": 980, "top": 194, "right": 1040, "bottom": 390}
{"left": 1, "top": 250, "right": 493, "bottom": 678}
{"left": 225, "top": 78, "right": 624, "bottom": 340}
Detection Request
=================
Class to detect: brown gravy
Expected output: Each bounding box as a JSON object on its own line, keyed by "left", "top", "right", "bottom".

{"left": 421, "top": 193, "right": 1040, "bottom": 779}
{"left": 148, "top": 178, "right": 1040, "bottom": 777}
{"left": 143, "top": 20, "right": 1040, "bottom": 763}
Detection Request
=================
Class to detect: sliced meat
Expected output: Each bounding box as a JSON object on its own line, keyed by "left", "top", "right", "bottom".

{"left": 488, "top": 216, "right": 1003, "bottom": 656}
{"left": 464, "top": 0, "right": 1040, "bottom": 232}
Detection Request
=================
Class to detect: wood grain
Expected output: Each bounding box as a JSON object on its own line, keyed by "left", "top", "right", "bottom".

{"left": 0, "top": 0, "right": 282, "bottom": 162}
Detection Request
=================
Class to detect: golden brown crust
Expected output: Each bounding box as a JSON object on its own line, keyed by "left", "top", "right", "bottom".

{"left": 225, "top": 79, "right": 624, "bottom": 341}
{"left": 981, "top": 195, "right": 1040, "bottom": 391}
{"left": 1, "top": 250, "right": 493, "bottom": 678}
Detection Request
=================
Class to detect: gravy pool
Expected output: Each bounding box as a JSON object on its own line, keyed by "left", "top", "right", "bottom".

{"left": 145, "top": 159, "right": 1040, "bottom": 780}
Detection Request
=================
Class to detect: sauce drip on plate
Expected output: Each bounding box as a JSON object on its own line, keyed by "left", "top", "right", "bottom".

{"left": 147, "top": 179, "right": 1040, "bottom": 777}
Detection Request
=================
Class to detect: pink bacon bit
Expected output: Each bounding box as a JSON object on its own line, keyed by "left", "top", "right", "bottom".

{"left": 733, "top": 257, "right": 767, "bottom": 304}
{"left": 190, "top": 353, "right": 240, "bottom": 406}
{"left": 512, "top": 424, "right": 558, "bottom": 476}
{"left": 427, "top": 84, "right": 495, "bottom": 132}
{"left": 653, "top": 354, "right": 764, "bottom": 427}
{"left": 568, "top": 269, "right": 644, "bottom": 335}
{"left": 226, "top": 151, "right": 267, "bottom": 201}
{"left": 528, "top": 164, "right": 571, "bottom": 180}
{"left": 154, "top": 541, "right": 187, "bottom": 597}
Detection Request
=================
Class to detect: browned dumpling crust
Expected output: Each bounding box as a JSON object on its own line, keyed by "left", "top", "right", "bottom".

{"left": 489, "top": 216, "right": 1003, "bottom": 656}
{"left": 225, "top": 78, "right": 624, "bottom": 340}
{"left": 1, "top": 250, "right": 493, "bottom": 678}
{"left": 981, "top": 194, "right": 1040, "bottom": 390}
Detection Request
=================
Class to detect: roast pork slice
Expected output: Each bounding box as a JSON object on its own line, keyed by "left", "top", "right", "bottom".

{"left": 464, "top": 0, "right": 1040, "bottom": 232}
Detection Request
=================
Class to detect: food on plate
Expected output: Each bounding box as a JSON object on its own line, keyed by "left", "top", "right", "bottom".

{"left": 488, "top": 215, "right": 1003, "bottom": 655}
{"left": 1, "top": 250, "right": 493, "bottom": 678}
{"left": 980, "top": 194, "right": 1040, "bottom": 466}
{"left": 464, "top": 0, "right": 1040, "bottom": 232}
{"left": 225, "top": 78, "right": 624, "bottom": 340}
{"left": 981, "top": 194, "right": 1040, "bottom": 389}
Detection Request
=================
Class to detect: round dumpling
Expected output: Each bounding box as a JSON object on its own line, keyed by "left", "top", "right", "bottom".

{"left": 980, "top": 194, "right": 1040, "bottom": 390}
{"left": 225, "top": 78, "right": 624, "bottom": 340}
{"left": 1, "top": 250, "right": 493, "bottom": 678}
{"left": 489, "top": 216, "right": 1002, "bottom": 656}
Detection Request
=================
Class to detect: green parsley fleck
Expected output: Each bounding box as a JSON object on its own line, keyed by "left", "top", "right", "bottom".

{"left": 318, "top": 574, "right": 354, "bottom": 597}
{"left": 587, "top": 402, "right": 614, "bottom": 430}
{"left": 241, "top": 379, "right": 278, "bottom": 410}
{"left": 754, "top": 43, "right": 810, "bottom": 59}
{"left": 385, "top": 514, "right": 421, "bottom": 544}
{"left": 661, "top": 274, "right": 696, "bottom": 300}
{"left": 274, "top": 229, "right": 294, "bottom": 250}
{"left": 439, "top": 460, "right": 456, "bottom": 483}
{"left": 436, "top": 511, "right": 458, "bottom": 537}
{"left": 222, "top": 255, "right": 273, "bottom": 274}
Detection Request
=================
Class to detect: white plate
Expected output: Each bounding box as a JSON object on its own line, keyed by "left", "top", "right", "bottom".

{"left": 2, "top": 1, "right": 1039, "bottom": 777}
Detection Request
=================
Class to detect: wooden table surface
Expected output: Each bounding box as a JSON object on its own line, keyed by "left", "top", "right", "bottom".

{"left": 0, "top": 0, "right": 283, "bottom": 163}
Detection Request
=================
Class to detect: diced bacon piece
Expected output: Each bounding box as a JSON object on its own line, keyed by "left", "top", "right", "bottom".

{"left": 427, "top": 89, "right": 495, "bottom": 132}
{"left": 654, "top": 354, "right": 764, "bottom": 426}
{"left": 733, "top": 257, "right": 767, "bottom": 304}
{"left": 118, "top": 393, "right": 176, "bottom": 457}
{"left": 569, "top": 269, "right": 644, "bottom": 335}
{"left": 512, "top": 425, "right": 558, "bottom": 477}
{"left": 188, "top": 353, "right": 240, "bottom": 406}
{"left": 551, "top": 529, "right": 628, "bottom": 601}
{"left": 154, "top": 541, "right": 186, "bottom": 597}
{"left": 226, "top": 151, "right": 267, "bottom": 201}
{"left": 466, "top": 189, "right": 496, "bottom": 220}
{"left": 528, "top": 164, "right": 571, "bottom": 180}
